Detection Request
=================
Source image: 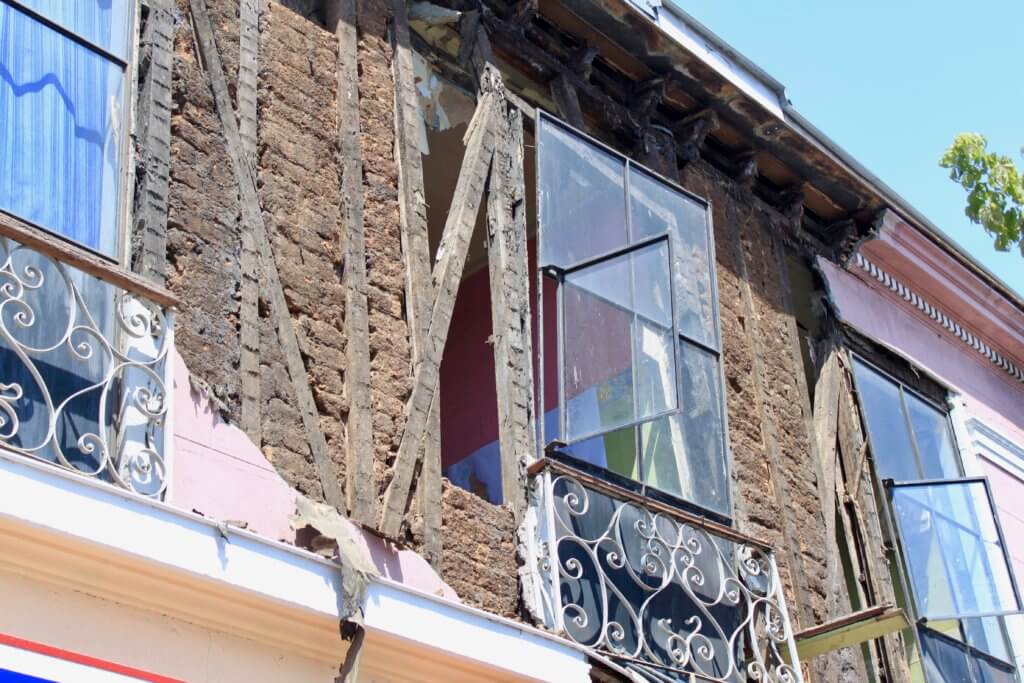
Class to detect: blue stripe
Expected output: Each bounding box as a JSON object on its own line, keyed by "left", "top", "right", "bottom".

{"left": 0, "top": 668, "right": 57, "bottom": 683}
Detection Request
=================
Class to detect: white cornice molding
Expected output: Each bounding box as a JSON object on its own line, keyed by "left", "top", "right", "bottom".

{"left": 965, "top": 417, "right": 1024, "bottom": 482}
{"left": 852, "top": 253, "right": 1024, "bottom": 384}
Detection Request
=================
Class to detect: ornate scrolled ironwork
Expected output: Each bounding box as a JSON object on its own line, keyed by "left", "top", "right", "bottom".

{"left": 0, "top": 237, "right": 172, "bottom": 497}
{"left": 540, "top": 471, "right": 803, "bottom": 683}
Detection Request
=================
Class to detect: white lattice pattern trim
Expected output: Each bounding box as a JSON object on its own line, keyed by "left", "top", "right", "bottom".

{"left": 852, "top": 253, "right": 1024, "bottom": 384}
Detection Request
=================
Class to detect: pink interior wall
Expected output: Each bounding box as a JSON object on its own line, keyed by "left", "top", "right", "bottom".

{"left": 440, "top": 239, "right": 562, "bottom": 468}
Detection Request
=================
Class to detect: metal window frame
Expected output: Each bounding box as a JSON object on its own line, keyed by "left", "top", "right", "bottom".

{"left": 885, "top": 476, "right": 1024, "bottom": 623}
{"left": 850, "top": 354, "right": 963, "bottom": 481}
{"left": 0, "top": 0, "right": 138, "bottom": 265}
{"left": 534, "top": 109, "right": 732, "bottom": 521}
{"left": 849, "top": 354, "right": 1021, "bottom": 677}
{"left": 917, "top": 622, "right": 1020, "bottom": 682}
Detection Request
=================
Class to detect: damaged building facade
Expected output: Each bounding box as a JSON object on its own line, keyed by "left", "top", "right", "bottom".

{"left": 0, "top": 0, "right": 1021, "bottom": 680}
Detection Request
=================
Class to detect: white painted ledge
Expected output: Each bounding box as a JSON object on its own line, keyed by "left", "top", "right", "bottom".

{"left": 0, "top": 450, "right": 590, "bottom": 681}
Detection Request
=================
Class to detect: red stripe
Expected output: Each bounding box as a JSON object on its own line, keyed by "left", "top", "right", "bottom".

{"left": 0, "top": 633, "right": 186, "bottom": 683}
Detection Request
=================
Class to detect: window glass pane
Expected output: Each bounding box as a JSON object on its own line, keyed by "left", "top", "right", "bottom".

{"left": 538, "top": 120, "right": 626, "bottom": 268}
{"left": 971, "top": 653, "right": 1017, "bottom": 683}
{"left": 905, "top": 392, "right": 961, "bottom": 480}
{"left": 629, "top": 169, "right": 716, "bottom": 348}
{"left": 0, "top": 4, "right": 123, "bottom": 256}
{"left": 563, "top": 255, "right": 635, "bottom": 440}
{"left": 892, "top": 481, "right": 1021, "bottom": 620}
{"left": 641, "top": 343, "right": 729, "bottom": 516}
{"left": 962, "top": 617, "right": 1011, "bottom": 663}
{"left": 18, "top": 0, "right": 131, "bottom": 60}
{"left": 557, "top": 423, "right": 639, "bottom": 482}
{"left": 918, "top": 627, "right": 973, "bottom": 683}
{"left": 851, "top": 359, "right": 921, "bottom": 482}
{"left": 563, "top": 242, "right": 674, "bottom": 441}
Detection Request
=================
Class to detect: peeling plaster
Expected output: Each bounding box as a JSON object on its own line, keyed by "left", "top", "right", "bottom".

{"left": 412, "top": 51, "right": 477, "bottom": 154}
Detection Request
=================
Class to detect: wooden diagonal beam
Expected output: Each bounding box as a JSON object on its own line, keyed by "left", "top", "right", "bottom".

{"left": 189, "top": 0, "right": 343, "bottom": 509}
{"left": 379, "top": 86, "right": 502, "bottom": 538}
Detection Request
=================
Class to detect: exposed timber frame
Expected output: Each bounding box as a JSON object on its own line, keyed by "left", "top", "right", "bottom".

{"left": 391, "top": 0, "right": 442, "bottom": 560}
{"left": 383, "top": 14, "right": 542, "bottom": 539}
{"left": 189, "top": 0, "right": 344, "bottom": 509}
{"left": 237, "top": 0, "right": 262, "bottom": 442}
{"left": 324, "top": 0, "right": 378, "bottom": 529}
{"left": 379, "top": 69, "right": 502, "bottom": 538}
{"left": 132, "top": 0, "right": 174, "bottom": 286}
{"left": 486, "top": 100, "right": 536, "bottom": 520}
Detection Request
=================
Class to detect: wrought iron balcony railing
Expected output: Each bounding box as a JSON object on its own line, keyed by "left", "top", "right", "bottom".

{"left": 0, "top": 217, "right": 175, "bottom": 498}
{"left": 525, "top": 459, "right": 804, "bottom": 683}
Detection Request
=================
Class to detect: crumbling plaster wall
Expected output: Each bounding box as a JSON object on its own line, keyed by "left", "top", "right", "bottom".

{"left": 155, "top": 0, "right": 833, "bottom": 635}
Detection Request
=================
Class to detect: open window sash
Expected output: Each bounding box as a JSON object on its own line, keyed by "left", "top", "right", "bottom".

{"left": 887, "top": 478, "right": 1023, "bottom": 622}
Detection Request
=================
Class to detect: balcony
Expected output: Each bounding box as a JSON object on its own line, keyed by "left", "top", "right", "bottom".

{"left": 0, "top": 215, "right": 174, "bottom": 498}
{"left": 526, "top": 458, "right": 803, "bottom": 682}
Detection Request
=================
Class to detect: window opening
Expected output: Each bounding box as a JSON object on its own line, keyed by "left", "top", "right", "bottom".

{"left": 536, "top": 111, "right": 729, "bottom": 521}
{"left": 850, "top": 356, "right": 1022, "bottom": 681}
{"left": 0, "top": 0, "right": 136, "bottom": 480}
{"left": 0, "top": 0, "right": 132, "bottom": 258}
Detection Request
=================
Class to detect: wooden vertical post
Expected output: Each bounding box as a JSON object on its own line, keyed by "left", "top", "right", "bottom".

{"left": 391, "top": 0, "right": 442, "bottom": 561}
{"left": 325, "top": 0, "right": 378, "bottom": 527}
{"left": 486, "top": 103, "right": 536, "bottom": 520}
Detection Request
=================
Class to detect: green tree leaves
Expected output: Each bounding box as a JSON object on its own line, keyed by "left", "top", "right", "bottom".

{"left": 940, "top": 133, "right": 1024, "bottom": 254}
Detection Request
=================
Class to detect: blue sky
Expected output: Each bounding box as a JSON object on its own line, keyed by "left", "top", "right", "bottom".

{"left": 673, "top": 1, "right": 1024, "bottom": 297}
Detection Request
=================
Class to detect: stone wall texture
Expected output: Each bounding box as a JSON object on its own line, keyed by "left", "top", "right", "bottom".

{"left": 156, "top": 1, "right": 843, "bottom": 673}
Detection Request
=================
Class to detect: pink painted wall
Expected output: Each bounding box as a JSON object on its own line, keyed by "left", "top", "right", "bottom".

{"left": 168, "top": 351, "right": 458, "bottom": 601}
{"left": 819, "top": 257, "right": 1024, "bottom": 608}
{"left": 819, "top": 258, "right": 1024, "bottom": 442}
{"left": 982, "top": 459, "right": 1024, "bottom": 588}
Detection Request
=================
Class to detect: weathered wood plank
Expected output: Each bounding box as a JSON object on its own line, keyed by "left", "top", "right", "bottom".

{"left": 391, "top": 0, "right": 442, "bottom": 561}
{"left": 487, "top": 104, "right": 536, "bottom": 520}
{"left": 837, "top": 363, "right": 911, "bottom": 683}
{"left": 772, "top": 240, "right": 862, "bottom": 680}
{"left": 237, "top": 0, "right": 262, "bottom": 442}
{"left": 0, "top": 211, "right": 178, "bottom": 308}
{"left": 379, "top": 88, "right": 501, "bottom": 538}
{"left": 189, "top": 0, "right": 343, "bottom": 509}
{"left": 133, "top": 0, "right": 175, "bottom": 286}
{"left": 322, "top": 0, "right": 378, "bottom": 528}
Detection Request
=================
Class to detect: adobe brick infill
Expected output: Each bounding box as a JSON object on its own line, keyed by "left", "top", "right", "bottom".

{"left": 139, "top": 0, "right": 843, "bottom": 674}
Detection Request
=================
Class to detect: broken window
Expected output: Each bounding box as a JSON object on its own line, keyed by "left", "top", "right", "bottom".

{"left": 851, "top": 357, "right": 1022, "bottom": 680}
{"left": 536, "top": 112, "right": 728, "bottom": 520}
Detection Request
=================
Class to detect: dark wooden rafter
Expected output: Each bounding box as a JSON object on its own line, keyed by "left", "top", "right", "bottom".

{"left": 392, "top": 0, "right": 443, "bottom": 561}
{"left": 547, "top": 42, "right": 599, "bottom": 129}
{"left": 188, "top": 0, "right": 344, "bottom": 509}
{"left": 237, "top": 0, "right": 262, "bottom": 442}
{"left": 486, "top": 102, "right": 536, "bottom": 520}
{"left": 324, "top": 0, "right": 378, "bottom": 527}
{"left": 731, "top": 149, "right": 759, "bottom": 189}
{"left": 673, "top": 108, "right": 717, "bottom": 169}
{"left": 379, "top": 72, "right": 504, "bottom": 538}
